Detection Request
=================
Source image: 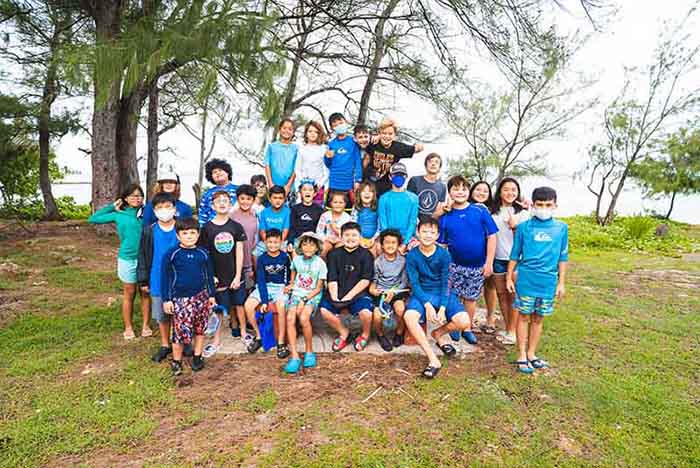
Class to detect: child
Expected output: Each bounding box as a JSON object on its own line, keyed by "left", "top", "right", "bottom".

{"left": 365, "top": 118, "right": 424, "bottom": 196}
{"left": 230, "top": 184, "right": 259, "bottom": 290}
{"left": 283, "top": 232, "right": 327, "bottom": 373}
{"left": 370, "top": 229, "right": 409, "bottom": 352}
{"left": 469, "top": 180, "right": 493, "bottom": 210}
{"left": 487, "top": 177, "right": 530, "bottom": 344}
{"left": 294, "top": 121, "right": 328, "bottom": 205}
{"left": 407, "top": 153, "right": 447, "bottom": 218}
{"left": 265, "top": 118, "right": 298, "bottom": 196}
{"left": 316, "top": 190, "right": 351, "bottom": 258}
{"left": 250, "top": 174, "right": 269, "bottom": 216}
{"left": 198, "top": 158, "right": 238, "bottom": 226}
{"left": 405, "top": 217, "right": 469, "bottom": 379}
{"left": 354, "top": 124, "right": 371, "bottom": 171}
{"left": 245, "top": 229, "right": 292, "bottom": 358}
{"left": 319, "top": 222, "right": 374, "bottom": 352}
{"left": 507, "top": 187, "right": 568, "bottom": 374}
{"left": 199, "top": 191, "right": 247, "bottom": 357}
{"left": 88, "top": 183, "right": 148, "bottom": 340}
{"left": 142, "top": 171, "right": 193, "bottom": 225}
{"left": 161, "top": 218, "right": 217, "bottom": 375}
{"left": 351, "top": 181, "right": 380, "bottom": 254}
{"left": 255, "top": 185, "right": 290, "bottom": 256}
{"left": 324, "top": 112, "right": 362, "bottom": 203}
{"left": 289, "top": 178, "right": 323, "bottom": 249}
{"left": 438, "top": 175, "right": 498, "bottom": 345}
{"left": 137, "top": 192, "right": 180, "bottom": 362}
{"left": 377, "top": 162, "right": 419, "bottom": 255}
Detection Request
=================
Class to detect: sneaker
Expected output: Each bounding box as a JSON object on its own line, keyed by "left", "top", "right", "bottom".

{"left": 231, "top": 327, "right": 241, "bottom": 338}
{"left": 183, "top": 343, "right": 194, "bottom": 357}
{"left": 170, "top": 360, "right": 183, "bottom": 376}
{"left": 449, "top": 331, "right": 461, "bottom": 342}
{"left": 242, "top": 334, "right": 253, "bottom": 346}
{"left": 202, "top": 343, "right": 219, "bottom": 358}
{"left": 151, "top": 346, "right": 171, "bottom": 363}
{"left": 378, "top": 335, "right": 393, "bottom": 352}
{"left": 462, "top": 330, "right": 478, "bottom": 345}
{"left": 247, "top": 338, "right": 262, "bottom": 354}
{"left": 191, "top": 355, "right": 205, "bottom": 372}
{"left": 392, "top": 333, "right": 404, "bottom": 348}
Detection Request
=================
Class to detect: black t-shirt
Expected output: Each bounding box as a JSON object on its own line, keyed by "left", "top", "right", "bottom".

{"left": 289, "top": 202, "right": 323, "bottom": 242}
{"left": 199, "top": 219, "right": 247, "bottom": 287}
{"left": 364, "top": 141, "right": 416, "bottom": 195}
{"left": 326, "top": 246, "right": 374, "bottom": 299}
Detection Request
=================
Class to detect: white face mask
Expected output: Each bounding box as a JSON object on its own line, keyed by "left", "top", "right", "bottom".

{"left": 532, "top": 207, "right": 553, "bottom": 220}
{"left": 155, "top": 208, "right": 176, "bottom": 222}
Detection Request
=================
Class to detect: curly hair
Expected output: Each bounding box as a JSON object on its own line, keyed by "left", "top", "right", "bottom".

{"left": 205, "top": 158, "right": 232, "bottom": 185}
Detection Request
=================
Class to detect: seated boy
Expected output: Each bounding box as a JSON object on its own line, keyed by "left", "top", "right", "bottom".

{"left": 324, "top": 112, "right": 363, "bottom": 205}
{"left": 245, "top": 229, "right": 292, "bottom": 358}
{"left": 405, "top": 217, "right": 469, "bottom": 379}
{"left": 161, "top": 218, "right": 217, "bottom": 375}
{"left": 288, "top": 178, "right": 323, "bottom": 251}
{"left": 254, "top": 185, "right": 290, "bottom": 257}
{"left": 507, "top": 187, "right": 568, "bottom": 374}
{"left": 370, "top": 229, "right": 409, "bottom": 352}
{"left": 319, "top": 222, "right": 374, "bottom": 352}
{"left": 377, "top": 162, "right": 419, "bottom": 254}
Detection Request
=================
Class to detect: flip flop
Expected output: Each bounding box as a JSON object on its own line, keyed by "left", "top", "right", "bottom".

{"left": 516, "top": 360, "right": 534, "bottom": 374}
{"left": 529, "top": 357, "right": 549, "bottom": 369}
{"left": 437, "top": 342, "right": 457, "bottom": 357}
{"left": 141, "top": 327, "right": 153, "bottom": 338}
{"left": 421, "top": 365, "right": 441, "bottom": 379}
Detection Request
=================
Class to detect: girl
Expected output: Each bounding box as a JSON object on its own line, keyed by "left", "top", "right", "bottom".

{"left": 351, "top": 181, "right": 380, "bottom": 256}
{"left": 488, "top": 177, "right": 530, "bottom": 344}
{"left": 294, "top": 121, "right": 328, "bottom": 205}
{"left": 283, "top": 232, "right": 327, "bottom": 373}
{"left": 468, "top": 180, "right": 493, "bottom": 210}
{"left": 250, "top": 174, "right": 269, "bottom": 216}
{"left": 316, "top": 190, "right": 351, "bottom": 258}
{"left": 265, "top": 118, "right": 298, "bottom": 196}
{"left": 141, "top": 172, "right": 193, "bottom": 226}
{"left": 88, "top": 184, "right": 150, "bottom": 340}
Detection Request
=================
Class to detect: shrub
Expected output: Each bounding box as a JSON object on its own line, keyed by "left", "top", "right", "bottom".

{"left": 0, "top": 196, "right": 90, "bottom": 221}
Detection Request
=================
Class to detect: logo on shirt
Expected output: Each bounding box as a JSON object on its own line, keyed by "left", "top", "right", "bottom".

{"left": 534, "top": 231, "right": 553, "bottom": 242}
{"left": 297, "top": 273, "right": 313, "bottom": 290}
{"left": 337, "top": 148, "right": 348, "bottom": 155}
{"left": 418, "top": 189, "right": 439, "bottom": 211}
{"left": 300, "top": 213, "right": 313, "bottom": 222}
{"left": 265, "top": 264, "right": 287, "bottom": 275}
{"left": 344, "top": 264, "right": 355, "bottom": 273}
{"left": 214, "top": 232, "right": 234, "bottom": 253}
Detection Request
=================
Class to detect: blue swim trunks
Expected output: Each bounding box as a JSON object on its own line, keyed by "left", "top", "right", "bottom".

{"left": 406, "top": 293, "right": 465, "bottom": 325}
{"left": 514, "top": 294, "right": 555, "bottom": 317}
{"left": 319, "top": 294, "right": 373, "bottom": 316}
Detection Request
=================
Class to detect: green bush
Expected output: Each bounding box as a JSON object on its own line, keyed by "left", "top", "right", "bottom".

{"left": 565, "top": 215, "right": 698, "bottom": 256}
{"left": 0, "top": 196, "right": 90, "bottom": 221}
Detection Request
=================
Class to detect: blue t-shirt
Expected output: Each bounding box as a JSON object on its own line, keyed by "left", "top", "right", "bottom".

{"left": 438, "top": 204, "right": 498, "bottom": 268}
{"left": 351, "top": 207, "right": 379, "bottom": 239}
{"left": 255, "top": 251, "right": 291, "bottom": 303}
{"left": 161, "top": 246, "right": 216, "bottom": 301}
{"left": 259, "top": 205, "right": 291, "bottom": 233}
{"left": 405, "top": 245, "right": 451, "bottom": 308}
{"left": 142, "top": 199, "right": 193, "bottom": 226}
{"left": 378, "top": 190, "right": 419, "bottom": 245}
{"left": 324, "top": 136, "right": 362, "bottom": 190}
{"left": 198, "top": 183, "right": 238, "bottom": 226}
{"left": 150, "top": 224, "right": 178, "bottom": 297}
{"left": 510, "top": 217, "right": 569, "bottom": 298}
{"left": 265, "top": 141, "right": 298, "bottom": 187}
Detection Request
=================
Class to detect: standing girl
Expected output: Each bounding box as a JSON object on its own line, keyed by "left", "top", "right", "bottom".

{"left": 351, "top": 181, "right": 380, "bottom": 256}
{"left": 141, "top": 171, "right": 193, "bottom": 225}
{"left": 265, "top": 118, "right": 298, "bottom": 197}
{"left": 294, "top": 121, "right": 329, "bottom": 205}
{"left": 468, "top": 180, "right": 493, "bottom": 210}
{"left": 488, "top": 177, "right": 530, "bottom": 344}
{"left": 88, "top": 184, "right": 150, "bottom": 340}
{"left": 316, "top": 190, "right": 351, "bottom": 258}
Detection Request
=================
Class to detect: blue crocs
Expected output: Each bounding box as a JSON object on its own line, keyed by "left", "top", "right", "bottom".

{"left": 284, "top": 357, "right": 301, "bottom": 374}
{"left": 449, "top": 331, "right": 461, "bottom": 342}
{"left": 462, "top": 330, "right": 478, "bottom": 345}
{"left": 303, "top": 352, "right": 317, "bottom": 368}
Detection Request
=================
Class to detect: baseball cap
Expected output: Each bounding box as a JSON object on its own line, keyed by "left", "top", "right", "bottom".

{"left": 389, "top": 162, "right": 408, "bottom": 176}
{"left": 158, "top": 171, "right": 179, "bottom": 183}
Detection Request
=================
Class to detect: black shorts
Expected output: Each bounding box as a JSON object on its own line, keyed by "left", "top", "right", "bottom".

{"left": 214, "top": 287, "right": 246, "bottom": 315}
{"left": 373, "top": 291, "right": 409, "bottom": 307}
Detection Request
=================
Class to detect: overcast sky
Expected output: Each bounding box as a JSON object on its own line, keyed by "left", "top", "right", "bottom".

{"left": 51, "top": 0, "right": 700, "bottom": 223}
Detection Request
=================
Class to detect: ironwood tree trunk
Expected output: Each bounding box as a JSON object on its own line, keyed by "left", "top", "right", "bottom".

{"left": 146, "top": 81, "right": 159, "bottom": 198}
{"left": 665, "top": 190, "right": 677, "bottom": 220}
{"left": 39, "top": 55, "right": 61, "bottom": 220}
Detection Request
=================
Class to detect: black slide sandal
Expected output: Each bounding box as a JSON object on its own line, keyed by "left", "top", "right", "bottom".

{"left": 438, "top": 343, "right": 457, "bottom": 357}
{"left": 422, "top": 366, "right": 441, "bottom": 379}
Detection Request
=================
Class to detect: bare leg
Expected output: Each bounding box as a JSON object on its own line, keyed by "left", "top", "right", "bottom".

{"left": 460, "top": 298, "right": 477, "bottom": 330}
{"left": 158, "top": 321, "right": 171, "bottom": 347}
{"left": 235, "top": 305, "right": 247, "bottom": 335}
{"left": 372, "top": 308, "right": 384, "bottom": 336}
{"left": 276, "top": 300, "right": 287, "bottom": 344}
{"left": 286, "top": 303, "right": 300, "bottom": 359}
{"left": 483, "top": 278, "right": 498, "bottom": 328}
{"left": 122, "top": 283, "right": 136, "bottom": 334}
{"left": 431, "top": 312, "right": 469, "bottom": 344}
{"left": 516, "top": 312, "right": 530, "bottom": 362}
{"left": 358, "top": 309, "right": 372, "bottom": 339}
{"left": 193, "top": 334, "right": 205, "bottom": 356}
{"left": 320, "top": 308, "right": 348, "bottom": 337}
{"left": 394, "top": 301, "right": 406, "bottom": 335}
{"left": 212, "top": 312, "right": 223, "bottom": 347}
{"left": 140, "top": 290, "right": 151, "bottom": 332}
{"left": 526, "top": 315, "right": 545, "bottom": 360}
{"left": 404, "top": 311, "right": 441, "bottom": 368}
{"left": 300, "top": 306, "right": 314, "bottom": 353}
{"left": 244, "top": 298, "right": 261, "bottom": 339}
{"left": 172, "top": 343, "right": 183, "bottom": 361}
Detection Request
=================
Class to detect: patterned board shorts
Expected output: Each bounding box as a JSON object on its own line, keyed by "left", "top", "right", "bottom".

{"left": 514, "top": 294, "right": 555, "bottom": 317}
{"left": 448, "top": 263, "right": 484, "bottom": 301}
{"left": 171, "top": 290, "right": 210, "bottom": 345}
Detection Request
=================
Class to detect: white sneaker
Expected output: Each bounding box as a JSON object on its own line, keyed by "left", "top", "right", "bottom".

{"left": 202, "top": 343, "right": 219, "bottom": 358}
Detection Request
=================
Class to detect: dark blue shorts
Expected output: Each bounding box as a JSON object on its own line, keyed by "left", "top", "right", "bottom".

{"left": 319, "top": 295, "right": 373, "bottom": 316}
{"left": 406, "top": 293, "right": 465, "bottom": 324}
{"left": 215, "top": 287, "right": 246, "bottom": 316}
{"left": 493, "top": 259, "right": 509, "bottom": 275}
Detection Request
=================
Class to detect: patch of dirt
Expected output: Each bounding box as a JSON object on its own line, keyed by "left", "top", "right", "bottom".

{"left": 616, "top": 268, "right": 700, "bottom": 297}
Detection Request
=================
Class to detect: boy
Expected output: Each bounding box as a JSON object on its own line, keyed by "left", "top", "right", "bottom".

{"left": 378, "top": 162, "right": 419, "bottom": 255}
{"left": 369, "top": 229, "right": 409, "bottom": 352}
{"left": 230, "top": 184, "right": 259, "bottom": 291}
{"left": 198, "top": 191, "right": 247, "bottom": 356}
{"left": 324, "top": 112, "right": 363, "bottom": 203}
{"left": 354, "top": 124, "right": 371, "bottom": 171}
{"left": 161, "top": 218, "right": 217, "bottom": 375}
{"left": 288, "top": 178, "right": 323, "bottom": 249}
{"left": 365, "top": 118, "right": 423, "bottom": 196}
{"left": 198, "top": 158, "right": 238, "bottom": 226}
{"left": 506, "top": 187, "right": 568, "bottom": 374}
{"left": 137, "top": 192, "right": 180, "bottom": 362}
{"left": 319, "top": 222, "right": 374, "bottom": 352}
{"left": 438, "top": 175, "right": 498, "bottom": 345}
{"left": 245, "top": 229, "right": 292, "bottom": 358}
{"left": 407, "top": 153, "right": 447, "bottom": 217}
{"left": 255, "top": 185, "right": 290, "bottom": 256}
{"left": 405, "top": 217, "right": 469, "bottom": 379}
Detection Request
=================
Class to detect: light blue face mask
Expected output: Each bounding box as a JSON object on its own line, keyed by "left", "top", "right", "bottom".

{"left": 391, "top": 175, "right": 406, "bottom": 187}
{"left": 334, "top": 123, "right": 350, "bottom": 135}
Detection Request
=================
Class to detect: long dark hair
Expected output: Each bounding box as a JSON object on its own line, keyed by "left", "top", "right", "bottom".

{"left": 491, "top": 177, "right": 524, "bottom": 215}
{"left": 120, "top": 183, "right": 144, "bottom": 207}
{"left": 468, "top": 180, "right": 493, "bottom": 211}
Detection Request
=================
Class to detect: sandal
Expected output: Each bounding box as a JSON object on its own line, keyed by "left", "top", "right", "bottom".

{"left": 277, "top": 343, "right": 290, "bottom": 359}
{"left": 123, "top": 329, "right": 135, "bottom": 340}
{"left": 421, "top": 365, "right": 441, "bottom": 379}
{"left": 481, "top": 325, "right": 496, "bottom": 334}
{"left": 353, "top": 335, "right": 369, "bottom": 352}
{"left": 141, "top": 327, "right": 153, "bottom": 338}
{"left": 332, "top": 332, "right": 356, "bottom": 352}
{"left": 529, "top": 357, "right": 549, "bottom": 369}
{"left": 247, "top": 338, "right": 262, "bottom": 354}
{"left": 202, "top": 343, "right": 219, "bottom": 358}
{"left": 516, "top": 360, "right": 534, "bottom": 374}
{"left": 437, "top": 342, "right": 457, "bottom": 357}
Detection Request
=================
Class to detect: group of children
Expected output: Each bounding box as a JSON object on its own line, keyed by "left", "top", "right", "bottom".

{"left": 88, "top": 112, "right": 568, "bottom": 378}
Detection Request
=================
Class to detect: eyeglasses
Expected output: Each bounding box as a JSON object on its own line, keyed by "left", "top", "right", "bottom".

{"left": 127, "top": 194, "right": 143, "bottom": 199}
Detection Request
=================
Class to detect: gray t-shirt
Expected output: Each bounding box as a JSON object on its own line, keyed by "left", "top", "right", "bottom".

{"left": 407, "top": 176, "right": 447, "bottom": 216}
{"left": 374, "top": 254, "right": 408, "bottom": 290}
